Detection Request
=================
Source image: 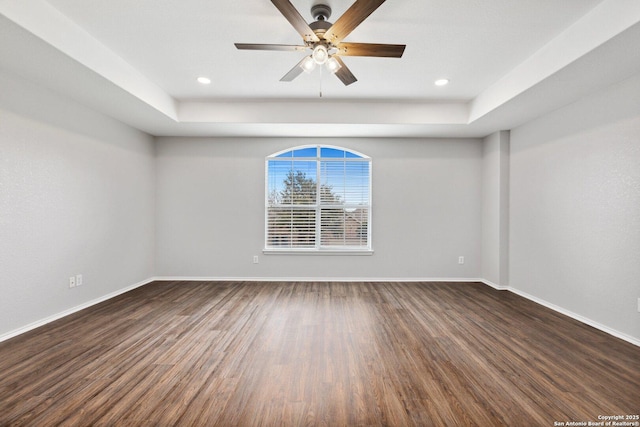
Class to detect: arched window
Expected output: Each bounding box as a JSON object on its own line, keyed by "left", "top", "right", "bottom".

{"left": 265, "top": 145, "right": 372, "bottom": 253}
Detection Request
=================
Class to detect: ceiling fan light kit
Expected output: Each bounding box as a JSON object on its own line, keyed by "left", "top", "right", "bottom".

{"left": 301, "top": 56, "right": 317, "bottom": 73}
{"left": 312, "top": 45, "right": 329, "bottom": 65}
{"left": 235, "top": 0, "right": 406, "bottom": 86}
{"left": 326, "top": 56, "right": 342, "bottom": 73}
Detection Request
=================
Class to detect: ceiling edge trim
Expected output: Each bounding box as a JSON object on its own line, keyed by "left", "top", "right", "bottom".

{"left": 177, "top": 100, "right": 469, "bottom": 125}
{"left": 0, "top": 0, "right": 178, "bottom": 121}
{"left": 468, "top": 0, "right": 640, "bottom": 124}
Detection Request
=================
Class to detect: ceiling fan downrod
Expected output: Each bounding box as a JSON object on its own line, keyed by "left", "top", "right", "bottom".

{"left": 311, "top": 4, "right": 331, "bottom": 21}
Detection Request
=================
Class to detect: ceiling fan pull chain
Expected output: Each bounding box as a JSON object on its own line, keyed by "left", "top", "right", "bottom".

{"left": 319, "top": 65, "right": 323, "bottom": 98}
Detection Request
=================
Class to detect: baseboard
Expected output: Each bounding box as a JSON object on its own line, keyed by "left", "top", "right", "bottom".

{"left": 480, "top": 279, "right": 509, "bottom": 291}
{"left": 0, "top": 277, "right": 155, "bottom": 343}
{"left": 479, "top": 280, "right": 640, "bottom": 348}
{"left": 151, "top": 276, "right": 486, "bottom": 283}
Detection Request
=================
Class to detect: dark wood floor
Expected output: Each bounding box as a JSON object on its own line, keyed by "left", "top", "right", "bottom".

{"left": 0, "top": 281, "right": 638, "bottom": 426}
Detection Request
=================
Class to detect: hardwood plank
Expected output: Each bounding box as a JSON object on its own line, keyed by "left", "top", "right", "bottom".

{"left": 0, "top": 281, "right": 638, "bottom": 426}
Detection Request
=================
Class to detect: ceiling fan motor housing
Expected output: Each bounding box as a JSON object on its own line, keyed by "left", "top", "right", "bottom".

{"left": 309, "top": 4, "right": 332, "bottom": 42}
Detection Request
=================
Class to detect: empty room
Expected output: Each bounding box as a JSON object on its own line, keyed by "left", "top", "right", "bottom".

{"left": 1, "top": 0, "right": 639, "bottom": 425}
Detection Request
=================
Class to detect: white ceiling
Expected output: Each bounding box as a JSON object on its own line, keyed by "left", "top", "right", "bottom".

{"left": 1, "top": 0, "right": 640, "bottom": 138}
{"left": 41, "top": 0, "right": 601, "bottom": 100}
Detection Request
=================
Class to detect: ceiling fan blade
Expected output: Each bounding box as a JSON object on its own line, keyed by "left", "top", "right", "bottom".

{"left": 235, "top": 43, "right": 307, "bottom": 52}
{"left": 324, "top": 0, "right": 386, "bottom": 45}
{"left": 280, "top": 57, "right": 307, "bottom": 82}
{"left": 271, "top": 0, "right": 319, "bottom": 43}
{"left": 332, "top": 57, "right": 357, "bottom": 86}
{"left": 335, "top": 42, "right": 405, "bottom": 58}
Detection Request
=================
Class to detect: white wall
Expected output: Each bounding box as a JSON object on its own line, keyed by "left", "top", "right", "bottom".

{"left": 155, "top": 137, "right": 483, "bottom": 280}
{"left": 510, "top": 72, "right": 640, "bottom": 342}
{"left": 482, "top": 131, "right": 510, "bottom": 288}
{"left": 0, "top": 71, "right": 156, "bottom": 338}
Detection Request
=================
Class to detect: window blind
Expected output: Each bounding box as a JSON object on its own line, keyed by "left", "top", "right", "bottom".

{"left": 265, "top": 146, "right": 371, "bottom": 252}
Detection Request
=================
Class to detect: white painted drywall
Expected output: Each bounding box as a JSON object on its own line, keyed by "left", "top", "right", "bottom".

{"left": 155, "top": 137, "right": 483, "bottom": 280}
{"left": 510, "top": 72, "right": 640, "bottom": 341}
{"left": 0, "top": 71, "right": 156, "bottom": 337}
{"left": 481, "top": 131, "right": 510, "bottom": 288}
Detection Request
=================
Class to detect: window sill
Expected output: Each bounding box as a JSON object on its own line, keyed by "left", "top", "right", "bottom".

{"left": 263, "top": 249, "right": 374, "bottom": 256}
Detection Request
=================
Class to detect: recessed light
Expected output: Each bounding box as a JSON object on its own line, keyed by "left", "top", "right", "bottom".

{"left": 434, "top": 79, "right": 449, "bottom": 86}
{"left": 197, "top": 76, "right": 211, "bottom": 85}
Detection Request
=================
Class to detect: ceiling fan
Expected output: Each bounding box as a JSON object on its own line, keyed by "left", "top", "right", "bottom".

{"left": 235, "top": 0, "right": 406, "bottom": 86}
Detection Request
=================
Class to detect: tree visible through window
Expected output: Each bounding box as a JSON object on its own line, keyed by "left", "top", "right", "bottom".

{"left": 265, "top": 145, "right": 371, "bottom": 252}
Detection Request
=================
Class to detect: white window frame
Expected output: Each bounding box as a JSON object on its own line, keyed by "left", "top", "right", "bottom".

{"left": 264, "top": 145, "right": 373, "bottom": 255}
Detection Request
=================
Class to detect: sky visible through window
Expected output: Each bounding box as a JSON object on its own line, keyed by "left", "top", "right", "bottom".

{"left": 267, "top": 146, "right": 370, "bottom": 207}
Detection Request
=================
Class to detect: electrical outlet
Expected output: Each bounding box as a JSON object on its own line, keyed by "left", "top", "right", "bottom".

{"left": 253, "top": 255, "right": 259, "bottom": 264}
{"left": 458, "top": 256, "right": 465, "bottom": 265}
{"left": 69, "top": 276, "right": 76, "bottom": 288}
{"left": 76, "top": 274, "right": 83, "bottom": 286}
